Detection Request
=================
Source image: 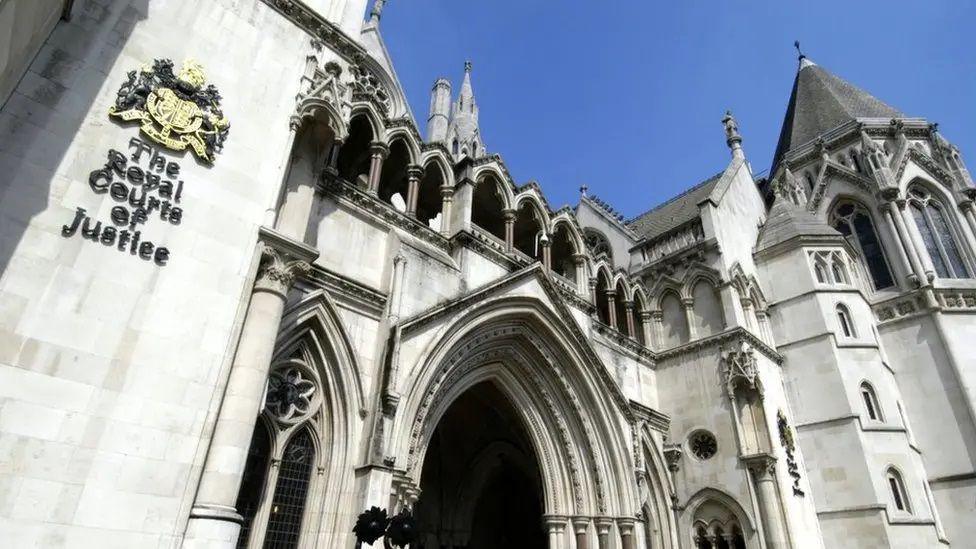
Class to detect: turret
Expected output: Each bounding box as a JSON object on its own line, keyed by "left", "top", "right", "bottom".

{"left": 427, "top": 78, "right": 451, "bottom": 143}
{"left": 447, "top": 61, "right": 485, "bottom": 160}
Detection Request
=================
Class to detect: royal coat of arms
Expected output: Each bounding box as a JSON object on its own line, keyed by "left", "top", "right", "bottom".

{"left": 109, "top": 59, "right": 229, "bottom": 164}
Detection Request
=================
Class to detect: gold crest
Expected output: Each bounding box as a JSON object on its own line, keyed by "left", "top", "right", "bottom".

{"left": 109, "top": 59, "right": 229, "bottom": 163}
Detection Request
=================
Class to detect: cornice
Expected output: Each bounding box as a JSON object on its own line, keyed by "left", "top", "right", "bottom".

{"left": 591, "top": 320, "right": 655, "bottom": 365}
{"left": 258, "top": 0, "right": 367, "bottom": 62}
{"left": 258, "top": 226, "right": 320, "bottom": 263}
{"left": 449, "top": 229, "right": 520, "bottom": 270}
{"left": 629, "top": 400, "right": 671, "bottom": 433}
{"left": 654, "top": 326, "right": 783, "bottom": 365}
{"left": 301, "top": 264, "right": 388, "bottom": 316}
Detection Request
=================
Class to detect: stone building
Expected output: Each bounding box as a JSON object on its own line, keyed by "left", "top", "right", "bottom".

{"left": 0, "top": 1, "right": 973, "bottom": 548}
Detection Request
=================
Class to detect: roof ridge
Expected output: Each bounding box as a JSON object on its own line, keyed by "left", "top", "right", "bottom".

{"left": 626, "top": 171, "right": 725, "bottom": 224}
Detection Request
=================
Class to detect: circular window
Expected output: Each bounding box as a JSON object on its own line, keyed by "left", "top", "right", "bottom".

{"left": 688, "top": 430, "right": 718, "bottom": 460}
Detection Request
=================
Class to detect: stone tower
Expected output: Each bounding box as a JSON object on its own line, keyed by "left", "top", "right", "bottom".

{"left": 425, "top": 61, "right": 486, "bottom": 160}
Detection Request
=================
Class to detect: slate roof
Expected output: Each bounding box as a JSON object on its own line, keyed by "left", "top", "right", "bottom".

{"left": 770, "top": 58, "right": 903, "bottom": 175}
{"left": 755, "top": 194, "right": 841, "bottom": 253}
{"left": 626, "top": 172, "right": 724, "bottom": 240}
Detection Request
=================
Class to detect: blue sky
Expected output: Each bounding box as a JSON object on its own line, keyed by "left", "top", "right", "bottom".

{"left": 378, "top": 1, "right": 975, "bottom": 218}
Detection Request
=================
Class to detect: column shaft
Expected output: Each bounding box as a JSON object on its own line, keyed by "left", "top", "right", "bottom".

{"left": 366, "top": 142, "right": 388, "bottom": 195}
{"left": 607, "top": 291, "right": 618, "bottom": 330}
{"left": 504, "top": 211, "right": 515, "bottom": 251}
{"left": 624, "top": 302, "right": 636, "bottom": 339}
{"left": 897, "top": 200, "right": 936, "bottom": 279}
{"left": 440, "top": 186, "right": 454, "bottom": 236}
{"left": 749, "top": 458, "right": 789, "bottom": 549}
{"left": 405, "top": 166, "right": 423, "bottom": 217}
{"left": 887, "top": 201, "right": 926, "bottom": 283}
{"left": 683, "top": 298, "right": 697, "bottom": 340}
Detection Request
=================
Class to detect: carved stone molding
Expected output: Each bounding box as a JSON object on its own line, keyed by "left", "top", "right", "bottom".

{"left": 258, "top": 0, "right": 367, "bottom": 62}
{"left": 663, "top": 443, "right": 682, "bottom": 472}
{"left": 655, "top": 326, "right": 782, "bottom": 365}
{"left": 742, "top": 453, "right": 777, "bottom": 480}
{"left": 722, "top": 342, "right": 762, "bottom": 398}
{"left": 255, "top": 246, "right": 313, "bottom": 297}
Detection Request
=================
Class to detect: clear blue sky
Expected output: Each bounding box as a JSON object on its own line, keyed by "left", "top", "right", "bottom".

{"left": 379, "top": 1, "right": 975, "bottom": 218}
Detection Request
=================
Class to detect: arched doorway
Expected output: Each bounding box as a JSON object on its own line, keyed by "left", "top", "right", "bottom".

{"left": 415, "top": 381, "right": 547, "bottom": 549}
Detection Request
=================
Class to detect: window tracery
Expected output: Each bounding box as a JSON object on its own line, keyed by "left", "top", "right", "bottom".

{"left": 907, "top": 186, "right": 970, "bottom": 279}
{"left": 688, "top": 430, "right": 718, "bottom": 460}
{"left": 830, "top": 201, "right": 894, "bottom": 290}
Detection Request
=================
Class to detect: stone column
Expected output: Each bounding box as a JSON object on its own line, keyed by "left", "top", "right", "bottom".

{"left": 503, "top": 209, "right": 516, "bottom": 251}
{"left": 544, "top": 515, "right": 567, "bottom": 549}
{"left": 405, "top": 165, "right": 424, "bottom": 217}
{"left": 682, "top": 297, "right": 697, "bottom": 340}
{"left": 265, "top": 119, "right": 301, "bottom": 226}
{"left": 617, "top": 518, "right": 636, "bottom": 549}
{"left": 957, "top": 199, "right": 976, "bottom": 256}
{"left": 639, "top": 311, "right": 653, "bottom": 348}
{"left": 594, "top": 517, "right": 613, "bottom": 549}
{"left": 879, "top": 201, "right": 920, "bottom": 285}
{"left": 572, "top": 517, "right": 590, "bottom": 549}
{"left": 588, "top": 277, "right": 598, "bottom": 305}
{"left": 651, "top": 311, "right": 664, "bottom": 350}
{"left": 624, "top": 300, "right": 636, "bottom": 339}
{"left": 745, "top": 455, "right": 789, "bottom": 549}
{"left": 897, "top": 198, "right": 936, "bottom": 281}
{"left": 184, "top": 238, "right": 315, "bottom": 547}
{"left": 541, "top": 234, "right": 552, "bottom": 270}
{"left": 606, "top": 290, "right": 618, "bottom": 330}
{"left": 366, "top": 141, "right": 389, "bottom": 195}
{"left": 573, "top": 254, "right": 587, "bottom": 295}
{"left": 440, "top": 184, "right": 454, "bottom": 236}
{"left": 755, "top": 310, "right": 772, "bottom": 344}
{"left": 740, "top": 298, "right": 755, "bottom": 331}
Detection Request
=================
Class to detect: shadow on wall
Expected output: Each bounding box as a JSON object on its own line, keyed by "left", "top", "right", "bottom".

{"left": 0, "top": 0, "right": 148, "bottom": 278}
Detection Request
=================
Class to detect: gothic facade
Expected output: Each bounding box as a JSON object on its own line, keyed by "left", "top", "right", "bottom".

{"left": 0, "top": 1, "right": 973, "bottom": 548}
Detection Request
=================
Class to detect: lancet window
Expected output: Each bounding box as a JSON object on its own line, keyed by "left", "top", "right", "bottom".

{"left": 907, "top": 186, "right": 971, "bottom": 279}
{"left": 830, "top": 201, "right": 894, "bottom": 291}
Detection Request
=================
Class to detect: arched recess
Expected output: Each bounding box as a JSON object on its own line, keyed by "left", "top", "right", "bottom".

{"left": 683, "top": 488, "right": 755, "bottom": 549}
{"left": 690, "top": 278, "right": 725, "bottom": 338}
{"left": 659, "top": 290, "right": 689, "bottom": 348}
{"left": 614, "top": 278, "right": 631, "bottom": 337}
{"left": 472, "top": 174, "right": 508, "bottom": 241}
{"left": 595, "top": 266, "right": 614, "bottom": 326}
{"left": 513, "top": 197, "right": 547, "bottom": 260}
{"left": 550, "top": 219, "right": 580, "bottom": 284}
{"left": 392, "top": 297, "right": 639, "bottom": 523}
{"left": 377, "top": 138, "right": 414, "bottom": 211}
{"left": 638, "top": 429, "right": 678, "bottom": 549}
{"left": 276, "top": 112, "right": 338, "bottom": 240}
{"left": 232, "top": 290, "right": 367, "bottom": 549}
{"left": 417, "top": 157, "right": 449, "bottom": 229}
{"left": 336, "top": 112, "right": 377, "bottom": 186}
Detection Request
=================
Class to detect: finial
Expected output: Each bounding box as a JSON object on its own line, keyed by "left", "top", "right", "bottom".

{"left": 722, "top": 110, "right": 743, "bottom": 158}
{"left": 579, "top": 184, "right": 588, "bottom": 198}
{"left": 370, "top": 0, "right": 386, "bottom": 22}
{"left": 464, "top": 60, "right": 472, "bottom": 73}
{"left": 794, "top": 40, "right": 804, "bottom": 61}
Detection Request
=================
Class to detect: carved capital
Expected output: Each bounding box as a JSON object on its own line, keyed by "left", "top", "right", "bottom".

{"left": 369, "top": 141, "right": 389, "bottom": 159}
{"left": 406, "top": 164, "right": 425, "bottom": 180}
{"left": 663, "top": 443, "right": 682, "bottom": 472}
{"left": 743, "top": 453, "right": 777, "bottom": 480}
{"left": 255, "top": 247, "right": 312, "bottom": 297}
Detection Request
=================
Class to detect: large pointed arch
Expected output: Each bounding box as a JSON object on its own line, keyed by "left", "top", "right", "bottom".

{"left": 391, "top": 295, "right": 639, "bottom": 518}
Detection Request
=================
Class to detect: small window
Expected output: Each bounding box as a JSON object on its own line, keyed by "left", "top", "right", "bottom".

{"left": 860, "top": 382, "right": 882, "bottom": 421}
{"left": 837, "top": 304, "right": 856, "bottom": 338}
{"left": 452, "top": 139, "right": 459, "bottom": 155}
{"left": 886, "top": 468, "right": 912, "bottom": 514}
{"left": 814, "top": 262, "right": 828, "bottom": 283}
{"left": 831, "top": 259, "right": 847, "bottom": 284}
{"left": 850, "top": 150, "right": 863, "bottom": 173}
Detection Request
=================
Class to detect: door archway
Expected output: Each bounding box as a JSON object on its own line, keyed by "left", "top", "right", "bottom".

{"left": 415, "top": 381, "right": 546, "bottom": 548}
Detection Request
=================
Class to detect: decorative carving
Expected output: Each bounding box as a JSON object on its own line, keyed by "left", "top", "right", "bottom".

{"left": 777, "top": 410, "right": 805, "bottom": 496}
{"left": 258, "top": 0, "right": 367, "bottom": 62}
{"left": 663, "top": 443, "right": 682, "bottom": 472}
{"left": 688, "top": 430, "right": 718, "bottom": 460}
{"left": 722, "top": 342, "right": 761, "bottom": 397}
{"left": 255, "top": 246, "right": 312, "bottom": 296}
{"left": 350, "top": 64, "right": 391, "bottom": 115}
{"left": 265, "top": 365, "right": 316, "bottom": 422}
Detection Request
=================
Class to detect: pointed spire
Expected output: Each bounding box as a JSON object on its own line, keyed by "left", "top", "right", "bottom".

{"left": 459, "top": 60, "right": 475, "bottom": 105}
{"left": 770, "top": 57, "right": 903, "bottom": 175}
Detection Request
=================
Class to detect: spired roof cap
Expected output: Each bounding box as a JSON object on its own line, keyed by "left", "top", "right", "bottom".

{"left": 770, "top": 58, "right": 904, "bottom": 175}
{"left": 755, "top": 194, "right": 842, "bottom": 253}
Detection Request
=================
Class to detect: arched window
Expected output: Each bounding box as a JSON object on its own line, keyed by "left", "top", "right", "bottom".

{"left": 907, "top": 186, "right": 971, "bottom": 279}
{"left": 264, "top": 428, "right": 316, "bottom": 547}
{"left": 660, "top": 291, "right": 689, "bottom": 347}
{"left": 691, "top": 280, "right": 725, "bottom": 338}
{"left": 583, "top": 228, "right": 613, "bottom": 266}
{"left": 830, "top": 254, "right": 848, "bottom": 284}
{"left": 614, "top": 280, "right": 630, "bottom": 337}
{"left": 886, "top": 468, "right": 912, "bottom": 514}
{"left": 471, "top": 176, "right": 506, "bottom": 242}
{"left": 814, "top": 260, "right": 828, "bottom": 284}
{"left": 850, "top": 150, "right": 863, "bottom": 173}
{"left": 860, "top": 382, "right": 882, "bottom": 421}
{"left": 452, "top": 139, "right": 459, "bottom": 155}
{"left": 595, "top": 270, "right": 612, "bottom": 326}
{"left": 836, "top": 304, "right": 855, "bottom": 338}
{"left": 336, "top": 114, "right": 375, "bottom": 186}
{"left": 830, "top": 201, "right": 894, "bottom": 290}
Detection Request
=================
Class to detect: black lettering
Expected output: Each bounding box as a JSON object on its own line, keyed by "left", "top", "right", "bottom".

{"left": 107, "top": 149, "right": 127, "bottom": 177}
{"left": 130, "top": 231, "right": 141, "bottom": 254}
{"left": 154, "top": 247, "right": 170, "bottom": 266}
{"left": 81, "top": 217, "right": 102, "bottom": 242}
{"left": 100, "top": 226, "right": 117, "bottom": 246}
{"left": 130, "top": 207, "right": 148, "bottom": 229}
{"left": 159, "top": 181, "right": 173, "bottom": 199}
{"left": 110, "top": 206, "right": 129, "bottom": 226}
{"left": 117, "top": 230, "right": 131, "bottom": 252}
{"left": 166, "top": 161, "right": 180, "bottom": 178}
{"left": 88, "top": 168, "right": 111, "bottom": 194}
{"left": 175, "top": 180, "right": 184, "bottom": 203}
{"left": 147, "top": 196, "right": 161, "bottom": 213}
{"left": 138, "top": 241, "right": 154, "bottom": 260}
{"left": 109, "top": 181, "right": 128, "bottom": 202}
{"left": 128, "top": 138, "right": 152, "bottom": 163}
{"left": 61, "top": 207, "right": 86, "bottom": 237}
{"left": 160, "top": 201, "right": 171, "bottom": 221}
{"left": 126, "top": 166, "right": 144, "bottom": 185}
{"left": 144, "top": 173, "right": 160, "bottom": 191}
{"left": 150, "top": 153, "right": 166, "bottom": 173}
{"left": 168, "top": 207, "right": 182, "bottom": 225}
{"left": 128, "top": 186, "right": 147, "bottom": 207}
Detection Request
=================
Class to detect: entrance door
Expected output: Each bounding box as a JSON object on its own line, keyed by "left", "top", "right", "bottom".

{"left": 415, "top": 381, "right": 547, "bottom": 549}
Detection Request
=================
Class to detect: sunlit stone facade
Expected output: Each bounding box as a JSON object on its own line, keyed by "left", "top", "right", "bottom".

{"left": 0, "top": 1, "right": 973, "bottom": 548}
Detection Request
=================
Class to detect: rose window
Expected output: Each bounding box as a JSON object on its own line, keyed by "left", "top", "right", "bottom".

{"left": 689, "top": 430, "right": 718, "bottom": 460}
{"left": 265, "top": 367, "right": 316, "bottom": 421}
